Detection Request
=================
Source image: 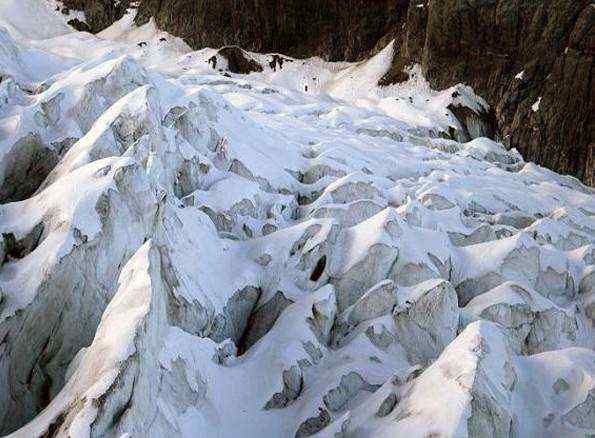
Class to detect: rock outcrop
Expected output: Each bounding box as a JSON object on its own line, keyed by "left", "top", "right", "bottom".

{"left": 135, "top": 0, "right": 408, "bottom": 62}
{"left": 387, "top": 0, "right": 594, "bottom": 185}
{"left": 60, "top": 0, "right": 131, "bottom": 33}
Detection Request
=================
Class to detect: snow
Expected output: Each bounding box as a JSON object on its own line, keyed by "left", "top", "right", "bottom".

{"left": 0, "top": 0, "right": 74, "bottom": 40}
{"left": 0, "top": 3, "right": 593, "bottom": 438}
{"left": 532, "top": 96, "right": 542, "bottom": 112}
{"left": 371, "top": 321, "right": 511, "bottom": 438}
{"left": 0, "top": 26, "right": 79, "bottom": 90}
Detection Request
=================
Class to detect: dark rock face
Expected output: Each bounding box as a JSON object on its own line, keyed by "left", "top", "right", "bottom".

{"left": 135, "top": 0, "right": 408, "bottom": 62}
{"left": 66, "top": 17, "right": 91, "bottom": 32}
{"left": 209, "top": 46, "right": 264, "bottom": 74}
{"left": 448, "top": 98, "right": 497, "bottom": 142}
{"left": 388, "top": 0, "right": 593, "bottom": 185}
{"left": 61, "top": 0, "right": 130, "bottom": 33}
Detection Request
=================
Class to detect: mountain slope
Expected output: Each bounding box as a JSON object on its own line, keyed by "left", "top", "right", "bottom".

{"left": 55, "top": 0, "right": 593, "bottom": 184}
{"left": 0, "top": 3, "right": 594, "bottom": 438}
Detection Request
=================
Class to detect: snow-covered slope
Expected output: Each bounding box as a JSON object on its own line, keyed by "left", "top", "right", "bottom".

{"left": 0, "top": 4, "right": 593, "bottom": 438}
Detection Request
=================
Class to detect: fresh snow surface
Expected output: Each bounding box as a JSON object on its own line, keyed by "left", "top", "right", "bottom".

{"left": 0, "top": 3, "right": 593, "bottom": 438}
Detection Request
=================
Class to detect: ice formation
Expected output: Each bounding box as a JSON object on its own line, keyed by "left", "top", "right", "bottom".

{"left": 0, "top": 2, "right": 593, "bottom": 437}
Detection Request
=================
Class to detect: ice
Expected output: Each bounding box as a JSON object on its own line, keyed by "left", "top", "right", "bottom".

{"left": 0, "top": 4, "right": 593, "bottom": 438}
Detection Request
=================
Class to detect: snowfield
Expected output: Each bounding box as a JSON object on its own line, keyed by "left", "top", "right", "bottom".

{"left": 0, "top": 2, "right": 593, "bottom": 438}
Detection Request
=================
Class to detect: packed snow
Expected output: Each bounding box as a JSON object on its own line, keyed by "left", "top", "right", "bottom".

{"left": 0, "top": 2, "right": 593, "bottom": 438}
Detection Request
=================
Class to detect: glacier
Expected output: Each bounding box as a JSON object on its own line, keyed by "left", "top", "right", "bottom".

{"left": 0, "top": 2, "right": 593, "bottom": 438}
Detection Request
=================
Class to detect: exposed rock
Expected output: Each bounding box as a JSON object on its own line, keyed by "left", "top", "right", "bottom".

{"left": 62, "top": 0, "right": 131, "bottom": 33}
{"left": 446, "top": 101, "right": 496, "bottom": 143}
{"left": 209, "top": 46, "right": 264, "bottom": 75}
{"left": 135, "top": 0, "right": 407, "bottom": 62}
{"left": 386, "top": 0, "right": 593, "bottom": 185}
{"left": 66, "top": 18, "right": 90, "bottom": 33}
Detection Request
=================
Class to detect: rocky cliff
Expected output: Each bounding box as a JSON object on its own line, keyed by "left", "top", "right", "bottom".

{"left": 135, "top": 0, "right": 408, "bottom": 62}
{"left": 387, "top": 0, "right": 594, "bottom": 186}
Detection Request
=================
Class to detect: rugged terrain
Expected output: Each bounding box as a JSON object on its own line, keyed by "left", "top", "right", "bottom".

{"left": 0, "top": 1, "right": 594, "bottom": 438}
{"left": 386, "top": 0, "right": 594, "bottom": 186}
{"left": 57, "top": 0, "right": 593, "bottom": 185}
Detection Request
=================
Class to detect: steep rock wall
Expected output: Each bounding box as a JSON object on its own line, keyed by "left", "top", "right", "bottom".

{"left": 134, "top": 0, "right": 408, "bottom": 62}
{"left": 388, "top": 0, "right": 593, "bottom": 185}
